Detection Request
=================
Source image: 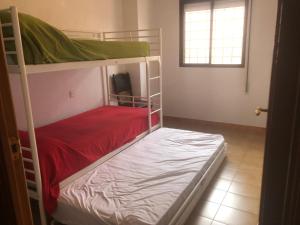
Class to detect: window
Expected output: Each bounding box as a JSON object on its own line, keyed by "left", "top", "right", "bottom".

{"left": 180, "top": 0, "right": 248, "bottom": 67}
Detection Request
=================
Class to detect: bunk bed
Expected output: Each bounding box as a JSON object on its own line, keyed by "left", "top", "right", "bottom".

{"left": 0, "top": 6, "right": 227, "bottom": 225}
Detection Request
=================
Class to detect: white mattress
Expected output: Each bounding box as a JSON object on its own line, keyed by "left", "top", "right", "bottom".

{"left": 53, "top": 128, "right": 225, "bottom": 225}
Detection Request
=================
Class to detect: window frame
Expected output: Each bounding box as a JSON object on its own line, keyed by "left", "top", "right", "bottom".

{"left": 179, "top": 0, "right": 249, "bottom": 68}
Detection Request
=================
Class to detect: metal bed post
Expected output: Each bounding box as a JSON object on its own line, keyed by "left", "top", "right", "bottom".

{"left": 104, "top": 66, "right": 111, "bottom": 105}
{"left": 10, "top": 6, "right": 47, "bottom": 225}
{"left": 145, "top": 58, "right": 152, "bottom": 132}
{"left": 101, "top": 66, "right": 109, "bottom": 105}
{"left": 159, "top": 28, "right": 163, "bottom": 127}
{"left": 100, "top": 32, "right": 109, "bottom": 106}
{"left": 158, "top": 57, "right": 163, "bottom": 127}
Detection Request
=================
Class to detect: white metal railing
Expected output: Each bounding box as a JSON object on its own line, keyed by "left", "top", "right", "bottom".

{"left": 145, "top": 58, "right": 163, "bottom": 131}
{"left": 103, "top": 29, "right": 161, "bottom": 57}
{"left": 109, "top": 94, "right": 147, "bottom": 107}
{"left": 1, "top": 22, "right": 13, "bottom": 27}
{"left": 109, "top": 94, "right": 161, "bottom": 108}
{"left": 62, "top": 29, "right": 102, "bottom": 40}
{"left": 63, "top": 28, "right": 162, "bottom": 57}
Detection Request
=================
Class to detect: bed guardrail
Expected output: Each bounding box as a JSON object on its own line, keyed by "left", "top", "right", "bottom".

{"left": 103, "top": 29, "right": 162, "bottom": 57}
{"left": 109, "top": 94, "right": 161, "bottom": 108}
{"left": 62, "top": 29, "right": 103, "bottom": 40}
{"left": 63, "top": 28, "right": 162, "bottom": 57}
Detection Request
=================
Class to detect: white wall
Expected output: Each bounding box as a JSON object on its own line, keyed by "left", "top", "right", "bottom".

{"left": 137, "top": 0, "right": 157, "bottom": 29}
{"left": 122, "top": 0, "right": 138, "bottom": 30}
{"left": 122, "top": 0, "right": 158, "bottom": 97}
{"left": 0, "top": 0, "right": 124, "bottom": 130}
{"left": 9, "top": 69, "right": 104, "bottom": 129}
{"left": 0, "top": 0, "right": 123, "bottom": 32}
{"left": 151, "top": 0, "right": 278, "bottom": 127}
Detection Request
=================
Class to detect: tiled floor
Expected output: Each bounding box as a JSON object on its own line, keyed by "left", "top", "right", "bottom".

{"left": 164, "top": 117, "right": 265, "bottom": 225}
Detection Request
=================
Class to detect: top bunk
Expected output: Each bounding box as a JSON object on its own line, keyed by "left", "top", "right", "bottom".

{"left": 0, "top": 6, "right": 162, "bottom": 74}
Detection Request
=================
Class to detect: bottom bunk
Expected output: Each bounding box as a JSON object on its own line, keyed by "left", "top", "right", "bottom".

{"left": 52, "top": 128, "right": 226, "bottom": 225}
{"left": 20, "top": 105, "right": 160, "bottom": 214}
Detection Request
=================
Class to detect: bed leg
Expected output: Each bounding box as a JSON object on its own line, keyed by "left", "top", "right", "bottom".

{"left": 101, "top": 66, "right": 109, "bottom": 105}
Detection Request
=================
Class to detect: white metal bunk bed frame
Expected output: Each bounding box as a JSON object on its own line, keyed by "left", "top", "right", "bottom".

{"left": 1, "top": 6, "right": 226, "bottom": 225}
{"left": 0, "top": 6, "right": 163, "bottom": 225}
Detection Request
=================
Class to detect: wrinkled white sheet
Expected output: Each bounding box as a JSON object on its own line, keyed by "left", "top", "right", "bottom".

{"left": 53, "top": 128, "right": 225, "bottom": 225}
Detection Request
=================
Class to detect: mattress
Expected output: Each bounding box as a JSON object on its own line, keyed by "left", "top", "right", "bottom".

{"left": 20, "top": 106, "right": 159, "bottom": 214}
{"left": 0, "top": 10, "right": 150, "bottom": 65}
{"left": 53, "top": 128, "right": 225, "bottom": 225}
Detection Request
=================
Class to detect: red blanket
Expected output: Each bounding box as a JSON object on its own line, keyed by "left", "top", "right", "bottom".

{"left": 20, "top": 106, "right": 159, "bottom": 214}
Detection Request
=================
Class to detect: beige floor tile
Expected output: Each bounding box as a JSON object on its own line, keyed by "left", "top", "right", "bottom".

{"left": 185, "top": 216, "right": 212, "bottom": 225}
{"left": 245, "top": 151, "right": 264, "bottom": 159}
{"left": 228, "top": 146, "right": 245, "bottom": 152}
{"left": 222, "top": 193, "right": 260, "bottom": 214}
{"left": 202, "top": 189, "right": 227, "bottom": 204}
{"left": 220, "top": 161, "right": 239, "bottom": 171}
{"left": 227, "top": 145, "right": 243, "bottom": 151}
{"left": 211, "top": 221, "right": 227, "bottom": 225}
{"left": 238, "top": 164, "right": 263, "bottom": 174}
{"left": 211, "top": 178, "right": 232, "bottom": 191}
{"left": 233, "top": 170, "right": 262, "bottom": 186}
{"left": 224, "top": 160, "right": 242, "bottom": 169}
{"left": 214, "top": 206, "right": 258, "bottom": 225}
{"left": 191, "top": 201, "right": 220, "bottom": 219}
{"left": 243, "top": 154, "right": 263, "bottom": 163}
{"left": 238, "top": 164, "right": 263, "bottom": 173}
{"left": 241, "top": 158, "right": 263, "bottom": 168}
{"left": 216, "top": 167, "right": 237, "bottom": 180}
{"left": 228, "top": 182, "right": 261, "bottom": 199}
{"left": 227, "top": 154, "right": 245, "bottom": 163}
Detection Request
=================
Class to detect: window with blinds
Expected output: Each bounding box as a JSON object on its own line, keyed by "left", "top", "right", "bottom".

{"left": 180, "top": 0, "right": 248, "bottom": 67}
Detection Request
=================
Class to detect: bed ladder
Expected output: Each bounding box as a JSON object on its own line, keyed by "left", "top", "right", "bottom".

{"left": 1, "top": 6, "right": 47, "bottom": 225}
{"left": 145, "top": 56, "right": 163, "bottom": 132}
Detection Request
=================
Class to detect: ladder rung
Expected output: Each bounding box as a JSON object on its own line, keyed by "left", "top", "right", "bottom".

{"left": 25, "top": 169, "right": 35, "bottom": 174}
{"left": 150, "top": 76, "right": 160, "bottom": 80}
{"left": 26, "top": 179, "right": 36, "bottom": 186}
{"left": 22, "top": 147, "right": 32, "bottom": 152}
{"left": 3, "top": 37, "right": 15, "bottom": 41}
{"left": 1, "top": 22, "right": 13, "bottom": 27}
{"left": 6, "top": 51, "right": 17, "bottom": 55}
{"left": 151, "top": 108, "right": 161, "bottom": 115}
{"left": 28, "top": 190, "right": 39, "bottom": 200}
{"left": 150, "top": 93, "right": 161, "bottom": 98}
{"left": 22, "top": 157, "right": 33, "bottom": 163}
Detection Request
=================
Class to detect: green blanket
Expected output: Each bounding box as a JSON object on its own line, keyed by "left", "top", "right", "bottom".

{"left": 0, "top": 10, "right": 150, "bottom": 65}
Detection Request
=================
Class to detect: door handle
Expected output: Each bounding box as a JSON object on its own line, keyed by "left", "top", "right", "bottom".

{"left": 255, "top": 107, "right": 268, "bottom": 116}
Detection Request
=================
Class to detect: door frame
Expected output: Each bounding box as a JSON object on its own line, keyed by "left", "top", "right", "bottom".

{"left": 259, "top": 0, "right": 300, "bottom": 224}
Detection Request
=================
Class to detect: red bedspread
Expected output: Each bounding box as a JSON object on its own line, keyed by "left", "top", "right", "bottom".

{"left": 20, "top": 106, "right": 159, "bottom": 214}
